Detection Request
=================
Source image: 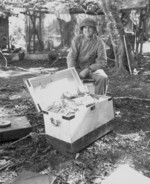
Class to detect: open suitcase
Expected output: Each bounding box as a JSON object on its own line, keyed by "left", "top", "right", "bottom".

{"left": 24, "top": 67, "right": 115, "bottom": 157}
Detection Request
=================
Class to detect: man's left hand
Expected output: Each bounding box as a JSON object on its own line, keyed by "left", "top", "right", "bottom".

{"left": 79, "top": 68, "right": 92, "bottom": 78}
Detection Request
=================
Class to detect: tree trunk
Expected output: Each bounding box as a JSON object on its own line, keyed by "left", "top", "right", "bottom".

{"left": 101, "top": 0, "right": 136, "bottom": 76}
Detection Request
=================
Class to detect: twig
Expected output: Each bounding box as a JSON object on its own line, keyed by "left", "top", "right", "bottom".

{"left": 129, "top": 112, "right": 150, "bottom": 116}
{"left": 136, "top": 140, "right": 150, "bottom": 152}
{"left": 10, "top": 133, "right": 31, "bottom": 145}
{"left": 114, "top": 96, "right": 150, "bottom": 102}
{"left": 146, "top": 140, "right": 150, "bottom": 148}
{"left": 0, "top": 161, "right": 11, "bottom": 172}
{"left": 107, "top": 57, "right": 115, "bottom": 62}
{"left": 49, "top": 57, "right": 60, "bottom": 68}
{"left": 49, "top": 47, "right": 68, "bottom": 68}
{"left": 145, "top": 131, "right": 150, "bottom": 134}
{"left": 0, "top": 132, "right": 47, "bottom": 150}
{"left": 0, "top": 111, "right": 42, "bottom": 118}
{"left": 82, "top": 170, "right": 87, "bottom": 184}
{"left": 9, "top": 132, "right": 47, "bottom": 146}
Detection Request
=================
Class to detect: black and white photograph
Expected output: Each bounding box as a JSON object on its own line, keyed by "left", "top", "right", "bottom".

{"left": 0, "top": 0, "right": 150, "bottom": 183}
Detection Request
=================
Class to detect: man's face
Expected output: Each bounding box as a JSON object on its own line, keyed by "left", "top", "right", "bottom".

{"left": 83, "top": 26, "right": 95, "bottom": 38}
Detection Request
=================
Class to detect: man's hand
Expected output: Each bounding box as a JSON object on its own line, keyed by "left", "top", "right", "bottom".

{"left": 88, "top": 66, "right": 92, "bottom": 76}
{"left": 79, "top": 67, "right": 92, "bottom": 79}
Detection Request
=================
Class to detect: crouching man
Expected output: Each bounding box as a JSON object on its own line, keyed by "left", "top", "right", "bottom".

{"left": 67, "top": 17, "right": 108, "bottom": 95}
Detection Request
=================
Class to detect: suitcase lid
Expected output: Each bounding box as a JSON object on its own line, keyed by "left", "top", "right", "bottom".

{"left": 24, "top": 67, "right": 88, "bottom": 112}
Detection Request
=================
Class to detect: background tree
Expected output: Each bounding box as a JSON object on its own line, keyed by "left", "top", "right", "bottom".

{"left": 100, "top": 0, "right": 137, "bottom": 76}
{"left": 1, "top": 0, "right": 149, "bottom": 75}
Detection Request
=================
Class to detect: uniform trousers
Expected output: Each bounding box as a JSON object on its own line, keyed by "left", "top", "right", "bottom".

{"left": 91, "top": 69, "right": 108, "bottom": 95}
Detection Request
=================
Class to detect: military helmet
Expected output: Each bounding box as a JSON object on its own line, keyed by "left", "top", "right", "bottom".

{"left": 80, "top": 18, "right": 96, "bottom": 30}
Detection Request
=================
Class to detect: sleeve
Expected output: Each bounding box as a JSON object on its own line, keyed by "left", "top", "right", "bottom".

{"left": 67, "top": 36, "right": 79, "bottom": 68}
{"left": 89, "top": 39, "right": 107, "bottom": 72}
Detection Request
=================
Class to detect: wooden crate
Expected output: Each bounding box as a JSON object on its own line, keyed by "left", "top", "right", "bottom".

{"left": 0, "top": 116, "right": 32, "bottom": 143}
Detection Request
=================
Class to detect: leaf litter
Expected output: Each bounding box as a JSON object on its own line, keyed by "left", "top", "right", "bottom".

{"left": 1, "top": 58, "right": 150, "bottom": 183}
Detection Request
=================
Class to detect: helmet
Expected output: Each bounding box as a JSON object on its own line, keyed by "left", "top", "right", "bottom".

{"left": 80, "top": 18, "right": 96, "bottom": 30}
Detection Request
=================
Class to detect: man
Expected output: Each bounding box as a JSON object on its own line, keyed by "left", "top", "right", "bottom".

{"left": 67, "top": 17, "right": 108, "bottom": 95}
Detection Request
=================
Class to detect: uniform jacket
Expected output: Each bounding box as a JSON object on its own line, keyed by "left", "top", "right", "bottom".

{"left": 67, "top": 34, "right": 107, "bottom": 72}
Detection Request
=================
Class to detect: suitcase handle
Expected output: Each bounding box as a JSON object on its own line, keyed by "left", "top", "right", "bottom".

{"left": 86, "top": 103, "right": 95, "bottom": 111}
{"left": 50, "top": 117, "right": 61, "bottom": 127}
{"left": 62, "top": 115, "right": 75, "bottom": 120}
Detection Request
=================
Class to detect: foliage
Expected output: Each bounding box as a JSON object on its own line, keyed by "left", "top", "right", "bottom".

{"left": 0, "top": 0, "right": 148, "bottom": 16}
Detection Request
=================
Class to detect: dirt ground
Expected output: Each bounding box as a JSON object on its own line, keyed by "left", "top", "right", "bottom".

{"left": 0, "top": 45, "right": 150, "bottom": 183}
